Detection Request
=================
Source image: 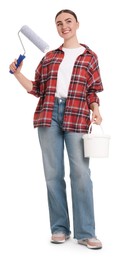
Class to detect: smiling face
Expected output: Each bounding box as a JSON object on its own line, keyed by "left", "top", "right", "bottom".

{"left": 55, "top": 12, "right": 79, "bottom": 41}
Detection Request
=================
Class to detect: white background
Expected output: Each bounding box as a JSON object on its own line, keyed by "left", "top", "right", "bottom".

{"left": 0, "top": 0, "right": 120, "bottom": 259}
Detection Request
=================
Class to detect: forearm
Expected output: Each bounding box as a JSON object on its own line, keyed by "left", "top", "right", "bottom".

{"left": 9, "top": 60, "right": 33, "bottom": 92}
{"left": 14, "top": 72, "right": 33, "bottom": 92}
{"left": 90, "top": 102, "right": 99, "bottom": 111}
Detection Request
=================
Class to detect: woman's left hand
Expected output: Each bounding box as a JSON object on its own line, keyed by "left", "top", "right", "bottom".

{"left": 90, "top": 103, "right": 102, "bottom": 125}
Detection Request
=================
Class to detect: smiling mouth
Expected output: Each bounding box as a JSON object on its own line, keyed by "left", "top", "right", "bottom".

{"left": 62, "top": 30, "right": 70, "bottom": 34}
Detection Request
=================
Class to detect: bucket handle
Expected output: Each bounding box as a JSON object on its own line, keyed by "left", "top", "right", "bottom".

{"left": 88, "top": 122, "right": 104, "bottom": 134}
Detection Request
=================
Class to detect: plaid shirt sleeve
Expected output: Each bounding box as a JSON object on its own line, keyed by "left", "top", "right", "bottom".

{"left": 28, "top": 58, "right": 44, "bottom": 97}
{"left": 86, "top": 54, "right": 103, "bottom": 107}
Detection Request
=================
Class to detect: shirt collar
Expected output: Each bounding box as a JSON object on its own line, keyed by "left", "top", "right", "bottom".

{"left": 54, "top": 43, "right": 91, "bottom": 55}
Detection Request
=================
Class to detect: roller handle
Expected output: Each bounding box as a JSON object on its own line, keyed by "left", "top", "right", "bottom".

{"left": 9, "top": 54, "right": 26, "bottom": 74}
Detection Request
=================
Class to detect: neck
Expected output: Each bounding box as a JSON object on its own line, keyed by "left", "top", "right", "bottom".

{"left": 63, "top": 37, "right": 80, "bottom": 49}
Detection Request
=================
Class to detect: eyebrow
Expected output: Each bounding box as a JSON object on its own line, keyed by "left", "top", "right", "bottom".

{"left": 56, "top": 18, "right": 72, "bottom": 24}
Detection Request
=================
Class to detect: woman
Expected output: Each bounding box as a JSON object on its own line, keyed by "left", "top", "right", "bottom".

{"left": 9, "top": 9, "right": 103, "bottom": 249}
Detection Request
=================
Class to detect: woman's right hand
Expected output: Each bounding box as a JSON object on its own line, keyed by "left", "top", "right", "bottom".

{"left": 9, "top": 59, "right": 23, "bottom": 74}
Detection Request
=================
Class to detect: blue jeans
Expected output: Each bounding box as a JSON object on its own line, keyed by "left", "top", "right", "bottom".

{"left": 38, "top": 98, "right": 95, "bottom": 240}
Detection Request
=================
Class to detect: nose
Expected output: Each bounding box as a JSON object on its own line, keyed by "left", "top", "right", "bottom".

{"left": 62, "top": 22, "right": 67, "bottom": 29}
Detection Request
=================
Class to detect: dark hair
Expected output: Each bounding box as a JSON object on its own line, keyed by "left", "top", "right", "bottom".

{"left": 55, "top": 9, "right": 78, "bottom": 22}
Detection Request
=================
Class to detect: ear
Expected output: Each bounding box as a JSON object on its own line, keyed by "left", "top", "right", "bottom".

{"left": 76, "top": 21, "right": 79, "bottom": 29}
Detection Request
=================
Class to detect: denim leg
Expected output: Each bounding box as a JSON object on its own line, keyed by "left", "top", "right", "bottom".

{"left": 38, "top": 101, "right": 70, "bottom": 236}
{"left": 64, "top": 131, "right": 95, "bottom": 240}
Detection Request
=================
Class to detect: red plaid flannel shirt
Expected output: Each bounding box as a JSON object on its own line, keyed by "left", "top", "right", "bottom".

{"left": 29, "top": 44, "right": 103, "bottom": 133}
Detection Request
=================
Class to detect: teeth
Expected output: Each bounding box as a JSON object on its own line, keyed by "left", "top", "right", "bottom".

{"left": 63, "top": 31, "right": 70, "bottom": 34}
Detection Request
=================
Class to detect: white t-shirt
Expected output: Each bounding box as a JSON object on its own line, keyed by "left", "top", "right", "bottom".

{"left": 55, "top": 46, "right": 85, "bottom": 98}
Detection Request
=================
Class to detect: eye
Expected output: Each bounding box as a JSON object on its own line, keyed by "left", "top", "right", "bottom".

{"left": 67, "top": 20, "right": 71, "bottom": 23}
{"left": 56, "top": 22, "right": 62, "bottom": 27}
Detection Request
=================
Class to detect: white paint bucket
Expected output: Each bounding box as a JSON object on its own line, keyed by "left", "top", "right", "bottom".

{"left": 83, "top": 124, "right": 111, "bottom": 158}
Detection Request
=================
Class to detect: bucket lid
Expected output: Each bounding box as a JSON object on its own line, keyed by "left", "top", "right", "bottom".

{"left": 83, "top": 134, "right": 111, "bottom": 139}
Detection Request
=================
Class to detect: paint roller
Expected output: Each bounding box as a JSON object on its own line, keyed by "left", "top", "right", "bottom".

{"left": 10, "top": 25, "right": 49, "bottom": 74}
